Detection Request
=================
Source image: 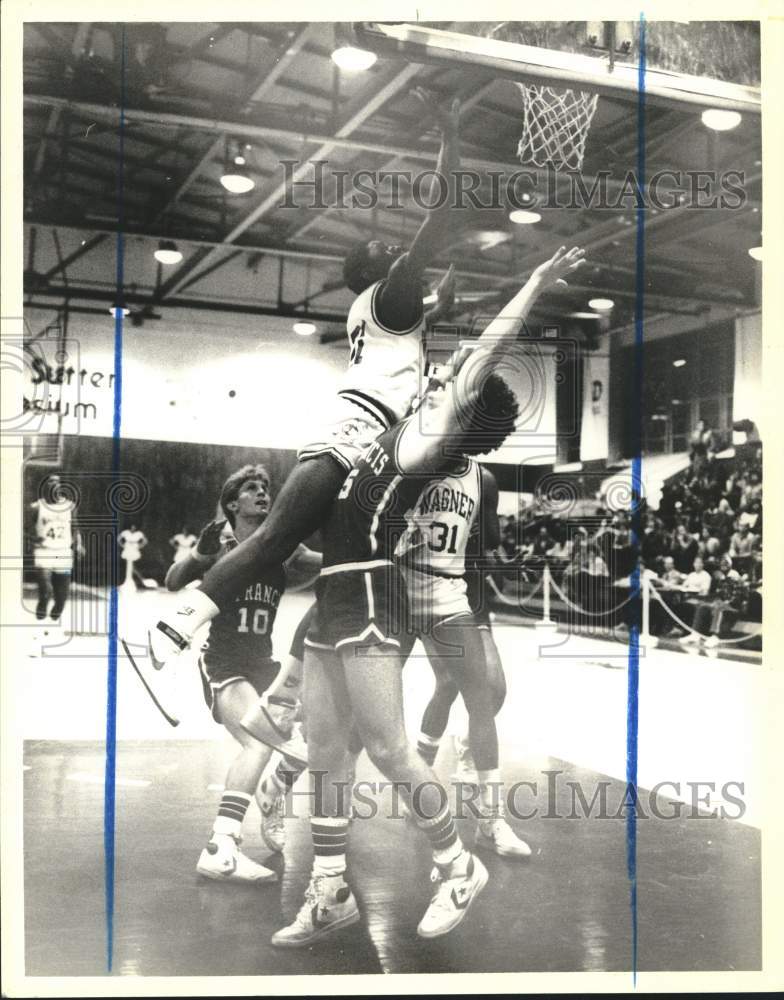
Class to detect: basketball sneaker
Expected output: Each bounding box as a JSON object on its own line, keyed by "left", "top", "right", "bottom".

{"left": 121, "top": 638, "right": 182, "bottom": 727}
{"left": 197, "top": 834, "right": 277, "bottom": 884}
{"left": 148, "top": 620, "right": 191, "bottom": 671}
{"left": 258, "top": 776, "right": 286, "bottom": 854}
{"left": 241, "top": 695, "right": 308, "bottom": 766}
{"left": 271, "top": 873, "right": 360, "bottom": 947}
{"left": 416, "top": 851, "right": 488, "bottom": 939}
{"left": 451, "top": 734, "right": 479, "bottom": 786}
{"left": 475, "top": 815, "right": 532, "bottom": 858}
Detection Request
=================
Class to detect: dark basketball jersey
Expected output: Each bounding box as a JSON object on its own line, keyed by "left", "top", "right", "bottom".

{"left": 202, "top": 538, "right": 285, "bottom": 663}
{"left": 322, "top": 420, "right": 433, "bottom": 570}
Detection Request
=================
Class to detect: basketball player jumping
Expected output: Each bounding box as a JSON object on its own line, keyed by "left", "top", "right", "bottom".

{"left": 162, "top": 464, "right": 320, "bottom": 879}
{"left": 144, "top": 94, "right": 462, "bottom": 667}
{"left": 271, "top": 245, "right": 585, "bottom": 947}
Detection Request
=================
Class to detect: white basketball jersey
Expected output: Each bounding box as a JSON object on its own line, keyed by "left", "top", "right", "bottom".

{"left": 338, "top": 280, "right": 424, "bottom": 426}
{"left": 34, "top": 499, "right": 74, "bottom": 554}
{"left": 397, "top": 460, "right": 482, "bottom": 577}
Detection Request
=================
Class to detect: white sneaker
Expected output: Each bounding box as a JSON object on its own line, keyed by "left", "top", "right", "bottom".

{"left": 475, "top": 815, "right": 532, "bottom": 858}
{"left": 416, "top": 851, "right": 488, "bottom": 939}
{"left": 678, "top": 633, "right": 700, "bottom": 645}
{"left": 703, "top": 634, "right": 720, "bottom": 648}
{"left": 121, "top": 639, "right": 182, "bottom": 727}
{"left": 148, "top": 621, "right": 191, "bottom": 670}
{"left": 271, "top": 873, "right": 359, "bottom": 948}
{"left": 451, "top": 735, "right": 479, "bottom": 786}
{"left": 258, "top": 777, "right": 286, "bottom": 854}
{"left": 241, "top": 697, "right": 308, "bottom": 766}
{"left": 197, "top": 834, "right": 277, "bottom": 884}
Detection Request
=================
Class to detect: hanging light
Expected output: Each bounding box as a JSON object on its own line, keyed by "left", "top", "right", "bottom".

{"left": 701, "top": 109, "right": 742, "bottom": 131}
{"left": 331, "top": 45, "right": 377, "bottom": 71}
{"left": 509, "top": 209, "right": 541, "bottom": 225}
{"left": 748, "top": 246, "right": 762, "bottom": 261}
{"left": 673, "top": 358, "right": 687, "bottom": 367}
{"left": 293, "top": 321, "right": 316, "bottom": 336}
{"left": 588, "top": 297, "right": 614, "bottom": 311}
{"left": 220, "top": 154, "right": 254, "bottom": 194}
{"left": 154, "top": 239, "right": 183, "bottom": 265}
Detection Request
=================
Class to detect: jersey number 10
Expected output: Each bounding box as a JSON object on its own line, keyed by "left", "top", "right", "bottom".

{"left": 349, "top": 321, "right": 366, "bottom": 365}
{"left": 237, "top": 607, "right": 269, "bottom": 635}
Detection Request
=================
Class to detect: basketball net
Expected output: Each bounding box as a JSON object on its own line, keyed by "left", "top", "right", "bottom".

{"left": 515, "top": 83, "right": 599, "bottom": 172}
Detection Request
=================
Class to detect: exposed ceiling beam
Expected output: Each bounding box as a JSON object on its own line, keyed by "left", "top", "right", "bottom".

{"left": 288, "top": 75, "right": 498, "bottom": 242}
{"left": 149, "top": 25, "right": 320, "bottom": 225}
{"left": 40, "top": 232, "right": 107, "bottom": 281}
{"left": 151, "top": 60, "right": 422, "bottom": 302}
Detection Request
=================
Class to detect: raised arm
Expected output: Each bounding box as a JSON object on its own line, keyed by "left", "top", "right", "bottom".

{"left": 165, "top": 519, "right": 225, "bottom": 591}
{"left": 398, "top": 246, "right": 584, "bottom": 472}
{"left": 375, "top": 96, "right": 460, "bottom": 329}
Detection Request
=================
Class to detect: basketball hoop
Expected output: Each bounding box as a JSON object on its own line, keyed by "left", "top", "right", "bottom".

{"left": 515, "top": 83, "right": 599, "bottom": 172}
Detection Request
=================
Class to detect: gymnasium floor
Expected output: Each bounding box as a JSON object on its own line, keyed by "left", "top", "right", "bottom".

{"left": 18, "top": 589, "right": 763, "bottom": 976}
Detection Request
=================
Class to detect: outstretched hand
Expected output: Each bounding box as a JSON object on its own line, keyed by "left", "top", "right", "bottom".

{"left": 196, "top": 518, "right": 228, "bottom": 557}
{"left": 531, "top": 246, "right": 586, "bottom": 289}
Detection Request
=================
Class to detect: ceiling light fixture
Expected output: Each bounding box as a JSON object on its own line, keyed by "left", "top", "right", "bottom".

{"left": 588, "top": 297, "right": 614, "bottom": 311}
{"left": 673, "top": 358, "right": 687, "bottom": 367}
{"left": 220, "top": 154, "right": 255, "bottom": 194}
{"left": 701, "top": 109, "right": 742, "bottom": 131}
{"left": 293, "top": 321, "right": 316, "bottom": 336}
{"left": 331, "top": 45, "right": 377, "bottom": 71}
{"left": 509, "top": 209, "right": 541, "bottom": 225}
{"left": 748, "top": 246, "right": 762, "bottom": 261}
{"left": 154, "top": 239, "right": 183, "bottom": 265}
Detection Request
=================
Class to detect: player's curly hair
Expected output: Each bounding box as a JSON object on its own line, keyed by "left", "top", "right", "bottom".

{"left": 343, "top": 241, "right": 375, "bottom": 295}
{"left": 461, "top": 372, "right": 519, "bottom": 456}
{"left": 219, "top": 464, "right": 270, "bottom": 526}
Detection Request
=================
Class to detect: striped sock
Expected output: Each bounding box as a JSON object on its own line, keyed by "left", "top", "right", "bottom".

{"left": 311, "top": 817, "right": 349, "bottom": 877}
{"left": 213, "top": 790, "right": 252, "bottom": 837}
{"left": 413, "top": 804, "right": 463, "bottom": 865}
{"left": 416, "top": 733, "right": 441, "bottom": 766}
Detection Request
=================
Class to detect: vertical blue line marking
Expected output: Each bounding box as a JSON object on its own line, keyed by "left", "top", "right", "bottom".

{"left": 105, "top": 25, "right": 126, "bottom": 973}
{"left": 627, "top": 12, "right": 647, "bottom": 986}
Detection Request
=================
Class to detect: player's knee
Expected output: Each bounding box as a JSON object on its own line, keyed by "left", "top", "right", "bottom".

{"left": 434, "top": 676, "right": 459, "bottom": 707}
{"left": 363, "top": 734, "right": 409, "bottom": 776}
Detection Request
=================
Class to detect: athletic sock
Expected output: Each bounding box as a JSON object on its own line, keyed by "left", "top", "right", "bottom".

{"left": 168, "top": 588, "right": 220, "bottom": 636}
{"left": 416, "top": 732, "right": 441, "bottom": 766}
{"left": 213, "top": 790, "right": 252, "bottom": 837}
{"left": 413, "top": 803, "right": 463, "bottom": 865}
{"left": 478, "top": 768, "right": 503, "bottom": 817}
{"left": 311, "top": 817, "right": 349, "bottom": 877}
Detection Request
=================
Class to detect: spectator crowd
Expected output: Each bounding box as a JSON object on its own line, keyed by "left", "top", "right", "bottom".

{"left": 490, "top": 440, "right": 762, "bottom": 648}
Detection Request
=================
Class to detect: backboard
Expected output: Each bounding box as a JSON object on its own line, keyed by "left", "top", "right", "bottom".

{"left": 356, "top": 21, "right": 761, "bottom": 114}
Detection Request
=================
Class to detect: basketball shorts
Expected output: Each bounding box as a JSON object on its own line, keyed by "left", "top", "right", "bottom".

{"left": 305, "top": 563, "right": 410, "bottom": 652}
{"left": 297, "top": 394, "right": 389, "bottom": 475}
{"left": 400, "top": 565, "right": 473, "bottom": 634}
{"left": 33, "top": 549, "right": 73, "bottom": 572}
{"left": 198, "top": 651, "right": 281, "bottom": 723}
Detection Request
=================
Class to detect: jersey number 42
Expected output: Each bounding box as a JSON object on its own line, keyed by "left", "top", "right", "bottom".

{"left": 348, "top": 321, "right": 366, "bottom": 365}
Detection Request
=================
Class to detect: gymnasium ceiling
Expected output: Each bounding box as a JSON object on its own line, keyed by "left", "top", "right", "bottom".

{"left": 21, "top": 22, "right": 762, "bottom": 342}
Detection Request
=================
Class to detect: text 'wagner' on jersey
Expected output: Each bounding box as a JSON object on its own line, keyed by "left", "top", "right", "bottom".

{"left": 396, "top": 459, "right": 482, "bottom": 578}
{"left": 338, "top": 280, "right": 425, "bottom": 428}
{"left": 321, "top": 421, "right": 432, "bottom": 572}
{"left": 202, "top": 538, "right": 285, "bottom": 663}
